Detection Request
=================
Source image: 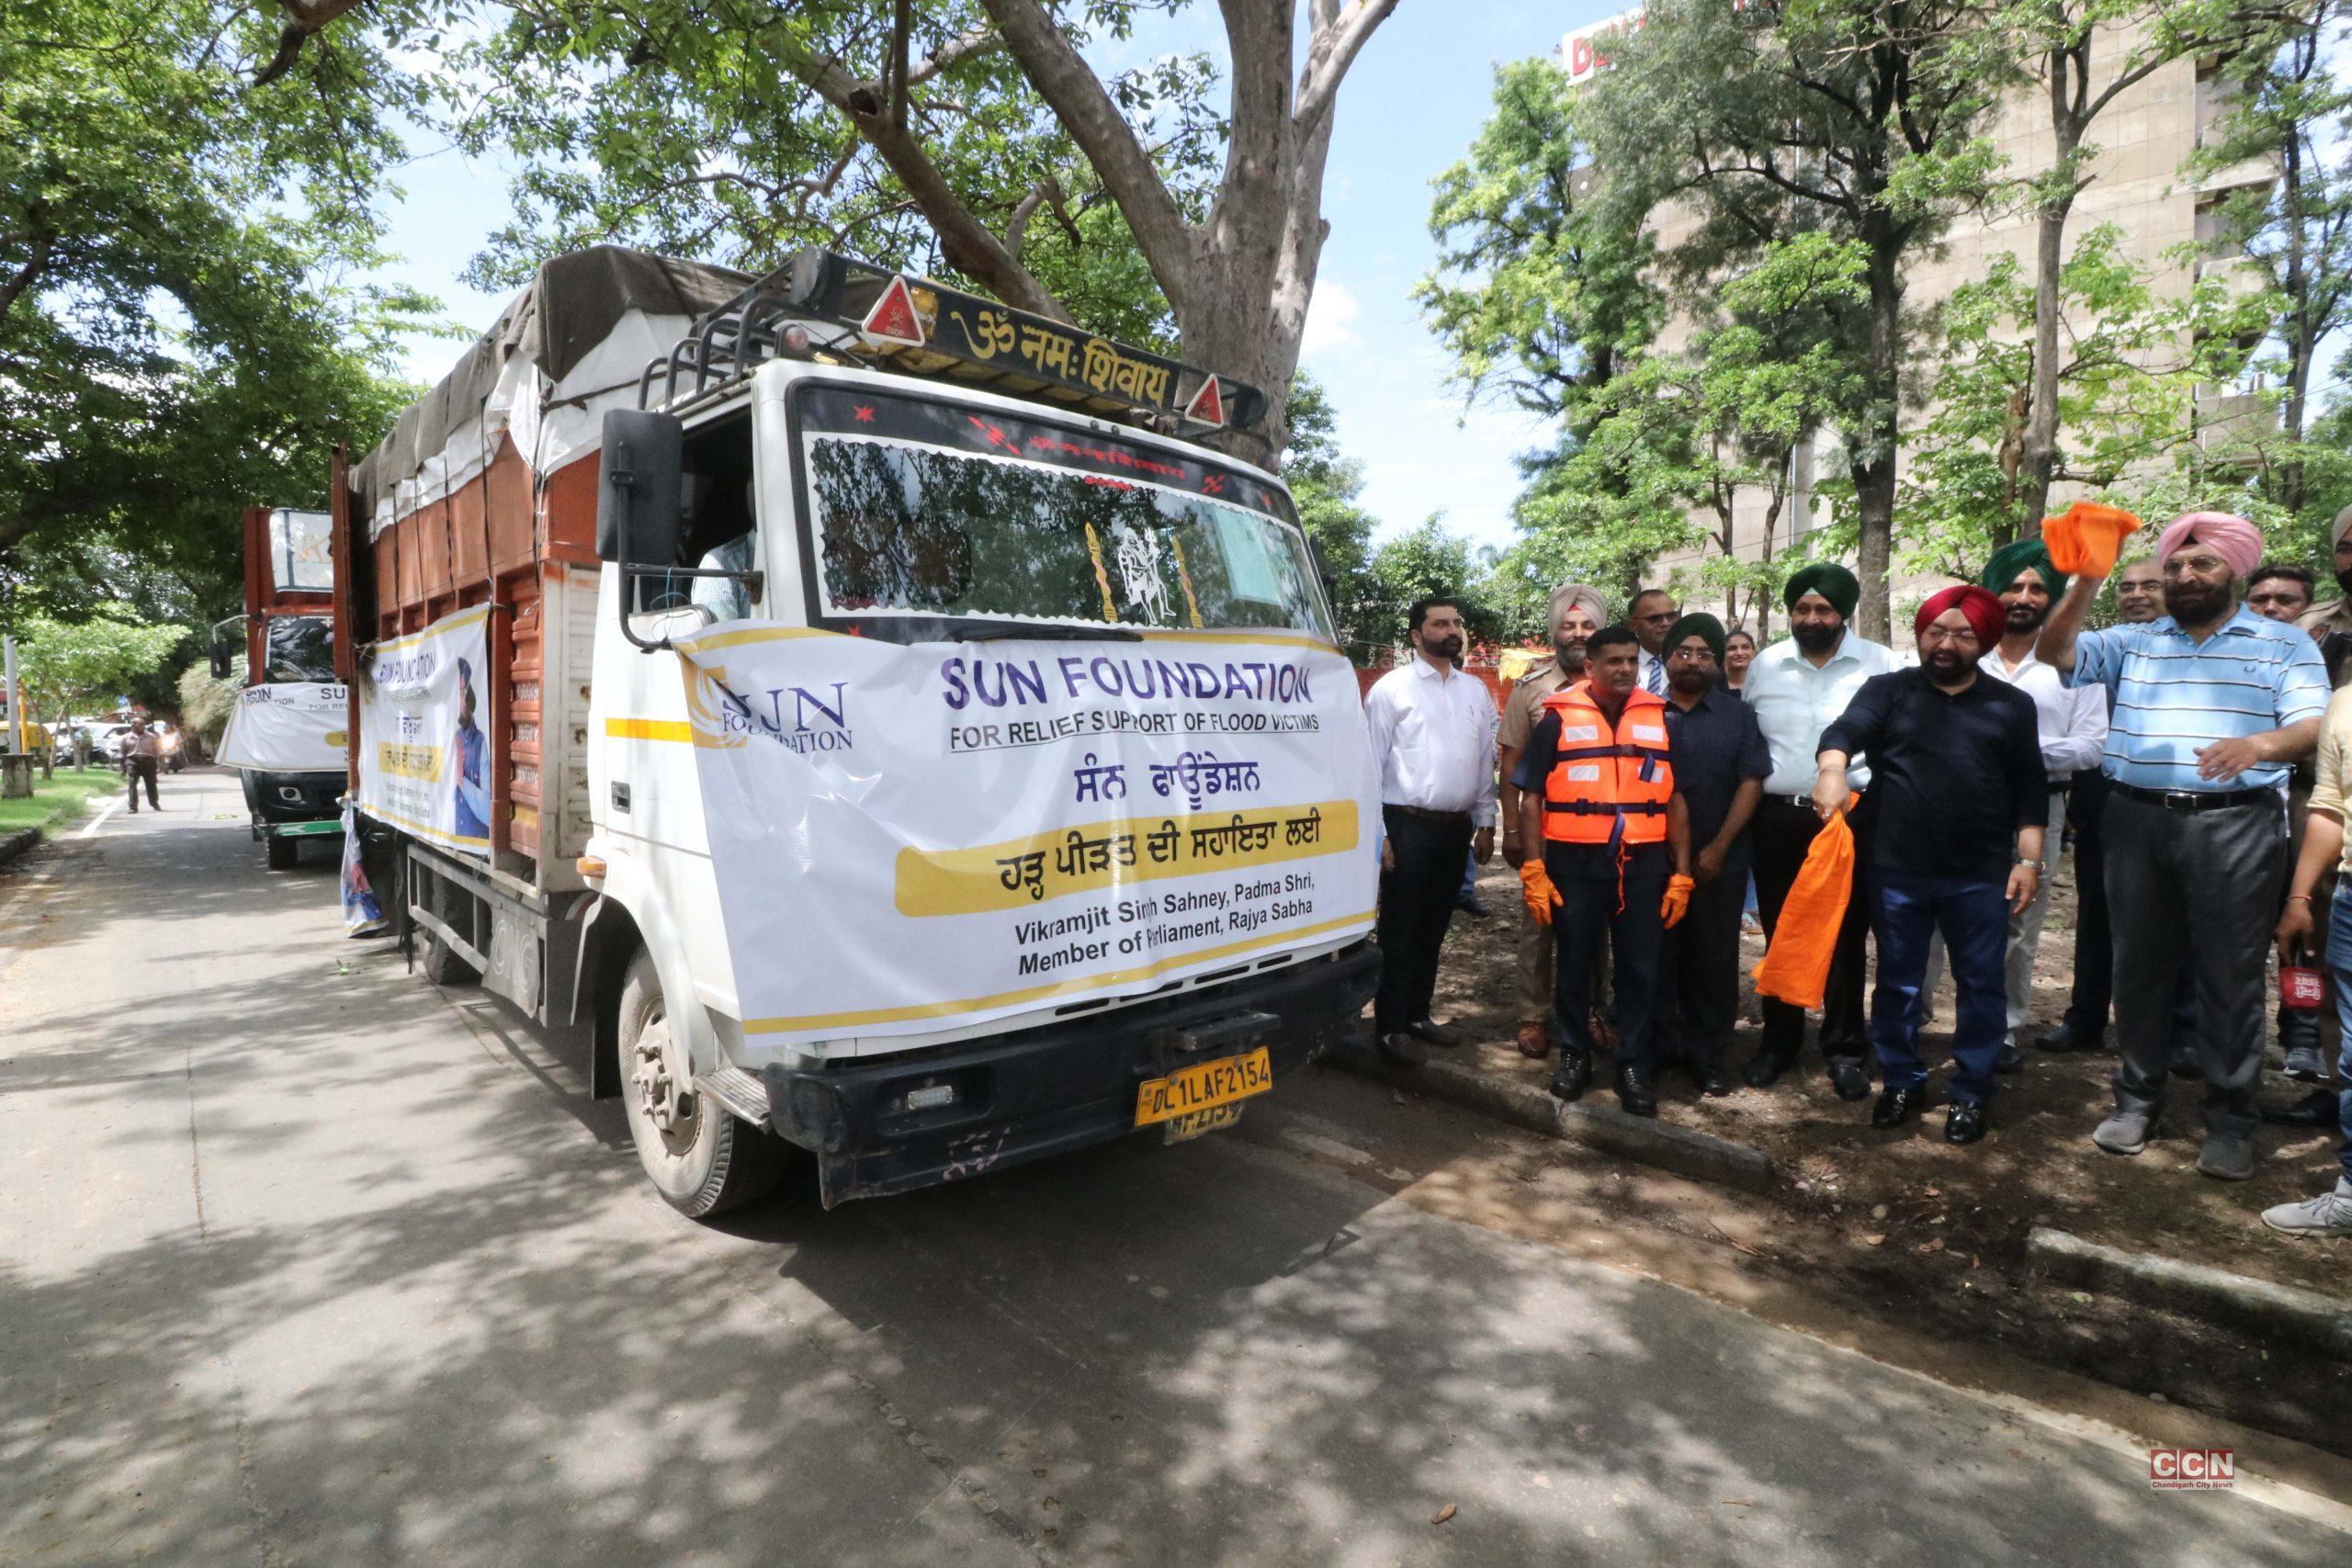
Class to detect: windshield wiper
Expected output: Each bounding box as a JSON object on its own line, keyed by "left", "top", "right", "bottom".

{"left": 952, "top": 624, "right": 1144, "bottom": 643}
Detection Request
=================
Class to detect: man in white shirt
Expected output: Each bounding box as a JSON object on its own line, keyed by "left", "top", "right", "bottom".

{"left": 1741, "top": 563, "right": 1895, "bottom": 1096}
{"left": 1630, "top": 587, "right": 1679, "bottom": 699}
{"left": 1930, "top": 541, "right": 2109, "bottom": 1067}
{"left": 1363, "top": 596, "right": 1498, "bottom": 1063}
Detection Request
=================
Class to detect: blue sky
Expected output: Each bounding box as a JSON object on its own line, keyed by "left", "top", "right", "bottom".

{"left": 370, "top": 2, "right": 1624, "bottom": 551}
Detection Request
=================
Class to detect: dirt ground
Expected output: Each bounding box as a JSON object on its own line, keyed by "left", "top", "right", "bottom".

{"left": 1424, "top": 852, "right": 2348, "bottom": 1303}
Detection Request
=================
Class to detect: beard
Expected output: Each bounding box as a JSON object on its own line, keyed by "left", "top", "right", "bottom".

{"left": 2335, "top": 566, "right": 2352, "bottom": 600}
{"left": 1422, "top": 633, "right": 1464, "bottom": 662}
{"left": 2005, "top": 601, "right": 2049, "bottom": 633}
{"left": 2164, "top": 579, "right": 2232, "bottom": 626}
{"left": 1668, "top": 670, "right": 1713, "bottom": 696}
{"left": 1925, "top": 648, "right": 1977, "bottom": 684}
{"left": 1791, "top": 619, "right": 1842, "bottom": 654}
{"left": 1554, "top": 637, "right": 1588, "bottom": 672}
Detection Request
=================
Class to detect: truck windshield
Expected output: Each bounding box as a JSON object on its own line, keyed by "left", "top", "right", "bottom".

{"left": 795, "top": 384, "right": 1332, "bottom": 641}
{"left": 265, "top": 615, "right": 336, "bottom": 682}
{"left": 270, "top": 510, "right": 334, "bottom": 593}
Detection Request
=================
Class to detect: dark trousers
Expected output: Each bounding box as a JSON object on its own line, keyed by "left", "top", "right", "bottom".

{"left": 1549, "top": 852, "right": 1667, "bottom": 1071}
{"left": 1662, "top": 861, "right": 1746, "bottom": 1064}
{"left": 2062, "top": 772, "right": 2114, "bottom": 1038}
{"left": 124, "top": 756, "right": 159, "bottom": 810}
{"left": 1869, "top": 873, "right": 2010, "bottom": 1104}
{"left": 1750, "top": 796, "right": 1870, "bottom": 1064}
{"left": 2105, "top": 794, "right": 2287, "bottom": 1139}
{"left": 1374, "top": 806, "right": 1474, "bottom": 1034}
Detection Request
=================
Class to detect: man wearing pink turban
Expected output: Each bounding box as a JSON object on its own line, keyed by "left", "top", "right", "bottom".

{"left": 1807, "top": 587, "right": 2048, "bottom": 1144}
{"left": 2040, "top": 511, "right": 2331, "bottom": 1180}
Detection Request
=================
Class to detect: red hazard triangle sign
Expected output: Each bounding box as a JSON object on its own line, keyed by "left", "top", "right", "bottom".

{"left": 860, "top": 276, "right": 927, "bottom": 348}
{"left": 1182, "top": 374, "right": 1226, "bottom": 429}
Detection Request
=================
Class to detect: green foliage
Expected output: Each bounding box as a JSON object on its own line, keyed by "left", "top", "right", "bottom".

{"left": 453, "top": 1, "right": 1216, "bottom": 348}
{"left": 177, "top": 658, "right": 243, "bottom": 749}
{"left": 1416, "top": 57, "right": 1659, "bottom": 428}
{"left": 1, "top": 1, "right": 435, "bottom": 620}
{"left": 1361, "top": 520, "right": 1503, "bottom": 654}
{"left": 1281, "top": 374, "right": 1385, "bottom": 649}
{"left": 1902, "top": 225, "right": 2277, "bottom": 578}
{"left": 13, "top": 610, "right": 189, "bottom": 722}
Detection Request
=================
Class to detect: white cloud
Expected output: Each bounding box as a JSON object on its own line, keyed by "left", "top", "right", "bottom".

{"left": 1301, "top": 279, "right": 1363, "bottom": 356}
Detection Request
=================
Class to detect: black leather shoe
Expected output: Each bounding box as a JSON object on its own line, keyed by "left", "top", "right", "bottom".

{"left": 2035, "top": 1021, "right": 2101, "bottom": 1053}
{"left": 1871, "top": 1084, "right": 1925, "bottom": 1127}
{"left": 1828, "top": 1059, "right": 1871, "bottom": 1102}
{"left": 1745, "top": 1043, "right": 1797, "bottom": 1089}
{"left": 1614, "top": 1063, "right": 1657, "bottom": 1117}
{"left": 2261, "top": 1089, "right": 2340, "bottom": 1127}
{"left": 1378, "top": 1030, "right": 1428, "bottom": 1066}
{"left": 1993, "top": 1043, "right": 2024, "bottom": 1075}
{"left": 1406, "top": 1018, "right": 1467, "bottom": 1049}
{"left": 1550, "top": 1051, "right": 1593, "bottom": 1103}
{"left": 1699, "top": 1057, "right": 1734, "bottom": 1098}
{"left": 1944, "top": 1102, "right": 1989, "bottom": 1145}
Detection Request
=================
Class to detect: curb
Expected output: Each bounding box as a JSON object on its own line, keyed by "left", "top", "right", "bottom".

{"left": 2027, "top": 1226, "right": 2352, "bottom": 1363}
{"left": 0, "top": 827, "right": 40, "bottom": 872}
{"left": 1324, "top": 1039, "right": 1778, "bottom": 1195}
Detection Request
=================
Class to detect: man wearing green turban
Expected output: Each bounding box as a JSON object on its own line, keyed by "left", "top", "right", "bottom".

{"left": 1980, "top": 538, "right": 2069, "bottom": 601}
{"left": 1781, "top": 562, "right": 1860, "bottom": 623}
{"left": 1743, "top": 558, "right": 1895, "bottom": 1096}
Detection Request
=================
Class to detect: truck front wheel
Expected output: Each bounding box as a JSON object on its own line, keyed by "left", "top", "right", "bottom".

{"left": 616, "top": 949, "right": 785, "bottom": 1217}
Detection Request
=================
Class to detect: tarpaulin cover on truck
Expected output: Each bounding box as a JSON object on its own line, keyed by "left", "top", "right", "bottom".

{"left": 351, "top": 246, "right": 751, "bottom": 539}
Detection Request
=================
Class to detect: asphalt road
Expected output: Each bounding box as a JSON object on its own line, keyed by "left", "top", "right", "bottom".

{"left": 2, "top": 769, "right": 2345, "bottom": 1566}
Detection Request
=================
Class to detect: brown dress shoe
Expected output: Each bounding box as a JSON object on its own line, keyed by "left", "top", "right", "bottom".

{"left": 1515, "top": 1021, "right": 1549, "bottom": 1060}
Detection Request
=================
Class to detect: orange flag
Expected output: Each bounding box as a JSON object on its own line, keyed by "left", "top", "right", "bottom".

{"left": 1754, "top": 805, "right": 1856, "bottom": 1010}
{"left": 2041, "top": 501, "right": 2142, "bottom": 579}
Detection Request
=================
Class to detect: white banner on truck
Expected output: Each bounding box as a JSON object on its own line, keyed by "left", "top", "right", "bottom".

{"left": 665, "top": 626, "right": 1379, "bottom": 1043}
{"left": 216, "top": 682, "right": 349, "bottom": 773}
{"left": 356, "top": 604, "right": 492, "bottom": 857}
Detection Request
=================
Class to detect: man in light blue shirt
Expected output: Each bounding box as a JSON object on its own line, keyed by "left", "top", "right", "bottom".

{"left": 2041, "top": 512, "right": 2327, "bottom": 1181}
{"left": 1740, "top": 562, "right": 1896, "bottom": 1097}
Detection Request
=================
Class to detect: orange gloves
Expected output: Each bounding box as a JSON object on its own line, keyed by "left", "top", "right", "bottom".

{"left": 1661, "top": 874, "right": 1695, "bottom": 929}
{"left": 1520, "top": 859, "right": 1564, "bottom": 926}
{"left": 2041, "top": 501, "right": 2142, "bottom": 579}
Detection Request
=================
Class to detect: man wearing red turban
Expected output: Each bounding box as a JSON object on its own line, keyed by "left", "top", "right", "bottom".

{"left": 1809, "top": 589, "right": 2049, "bottom": 1144}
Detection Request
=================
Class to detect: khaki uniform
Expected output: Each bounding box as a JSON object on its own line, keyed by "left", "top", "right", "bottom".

{"left": 1500, "top": 658, "right": 1576, "bottom": 1024}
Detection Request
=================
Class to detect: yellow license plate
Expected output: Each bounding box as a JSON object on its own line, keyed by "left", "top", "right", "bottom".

{"left": 1135, "top": 1046, "right": 1272, "bottom": 1128}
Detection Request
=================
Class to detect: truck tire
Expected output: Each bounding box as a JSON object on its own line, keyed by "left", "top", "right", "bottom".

{"left": 420, "top": 928, "right": 481, "bottom": 987}
{"left": 616, "top": 949, "right": 786, "bottom": 1217}
{"left": 266, "top": 835, "right": 300, "bottom": 871}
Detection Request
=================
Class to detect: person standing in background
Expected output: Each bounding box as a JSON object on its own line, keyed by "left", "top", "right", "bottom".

{"left": 1363, "top": 596, "right": 1498, "bottom": 1065}
{"left": 120, "top": 716, "right": 162, "bottom": 813}
{"left": 2295, "top": 505, "right": 2352, "bottom": 687}
{"left": 2040, "top": 551, "right": 2171, "bottom": 1056}
{"left": 1658, "top": 614, "right": 1771, "bottom": 1096}
{"left": 1740, "top": 564, "right": 1895, "bottom": 1097}
{"left": 2248, "top": 561, "right": 2333, "bottom": 1088}
{"left": 1629, "top": 588, "right": 1680, "bottom": 698}
{"left": 1724, "top": 627, "right": 1758, "bottom": 698}
{"left": 2249, "top": 563, "right": 2317, "bottom": 625}
{"left": 2041, "top": 512, "right": 2327, "bottom": 1181}
{"left": 1499, "top": 584, "right": 1607, "bottom": 1058}
{"left": 1975, "top": 539, "right": 2107, "bottom": 1070}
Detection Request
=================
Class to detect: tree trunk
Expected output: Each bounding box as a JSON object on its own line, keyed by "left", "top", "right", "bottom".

{"left": 2278, "top": 121, "right": 2313, "bottom": 517}
{"left": 2017, "top": 62, "right": 2083, "bottom": 535}
{"left": 1851, "top": 234, "right": 1904, "bottom": 646}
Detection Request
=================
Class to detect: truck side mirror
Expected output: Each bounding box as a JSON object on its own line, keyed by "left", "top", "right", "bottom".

{"left": 209, "top": 639, "right": 234, "bottom": 682}
{"left": 596, "top": 409, "right": 686, "bottom": 568}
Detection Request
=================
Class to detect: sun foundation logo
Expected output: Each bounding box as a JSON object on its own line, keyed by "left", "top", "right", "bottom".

{"left": 683, "top": 663, "right": 750, "bottom": 750}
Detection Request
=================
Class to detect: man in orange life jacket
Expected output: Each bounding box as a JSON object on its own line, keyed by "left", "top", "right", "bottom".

{"left": 1514, "top": 626, "right": 1696, "bottom": 1115}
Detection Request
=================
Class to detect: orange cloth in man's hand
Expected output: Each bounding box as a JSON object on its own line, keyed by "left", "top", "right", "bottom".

{"left": 1753, "top": 807, "right": 1856, "bottom": 1009}
{"left": 2041, "top": 501, "right": 2142, "bottom": 579}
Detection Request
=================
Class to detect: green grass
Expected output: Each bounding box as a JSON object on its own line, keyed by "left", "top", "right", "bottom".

{"left": 0, "top": 768, "right": 126, "bottom": 835}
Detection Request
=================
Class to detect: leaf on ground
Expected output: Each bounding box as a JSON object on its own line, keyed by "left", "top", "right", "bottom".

{"left": 1864, "top": 1234, "right": 1886, "bottom": 1246}
{"left": 1432, "top": 1503, "right": 1457, "bottom": 1525}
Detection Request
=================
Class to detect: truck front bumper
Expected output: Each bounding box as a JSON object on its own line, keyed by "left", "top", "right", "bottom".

{"left": 240, "top": 769, "right": 345, "bottom": 835}
{"left": 762, "top": 941, "right": 1379, "bottom": 1206}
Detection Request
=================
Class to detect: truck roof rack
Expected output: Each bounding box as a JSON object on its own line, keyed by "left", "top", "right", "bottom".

{"left": 637, "top": 248, "right": 1266, "bottom": 435}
